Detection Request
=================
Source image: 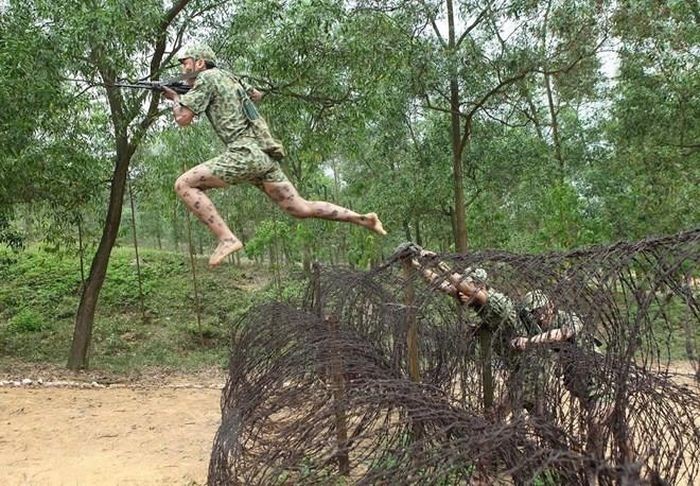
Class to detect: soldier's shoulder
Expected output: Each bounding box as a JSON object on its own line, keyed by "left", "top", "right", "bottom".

{"left": 201, "top": 68, "right": 241, "bottom": 90}
{"left": 558, "top": 310, "right": 582, "bottom": 322}
{"left": 197, "top": 68, "right": 223, "bottom": 82}
{"left": 556, "top": 310, "right": 583, "bottom": 332}
{"left": 484, "top": 289, "right": 517, "bottom": 319}
{"left": 199, "top": 68, "right": 237, "bottom": 86}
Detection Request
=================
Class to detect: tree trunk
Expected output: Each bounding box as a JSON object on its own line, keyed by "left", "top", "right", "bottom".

{"left": 544, "top": 72, "right": 564, "bottom": 175}
{"left": 448, "top": 207, "right": 457, "bottom": 251}
{"left": 172, "top": 202, "right": 180, "bottom": 252}
{"left": 303, "top": 243, "right": 312, "bottom": 275}
{"left": 155, "top": 216, "right": 162, "bottom": 250}
{"left": 403, "top": 219, "right": 412, "bottom": 242}
{"left": 128, "top": 180, "right": 146, "bottom": 322}
{"left": 185, "top": 210, "right": 203, "bottom": 334}
{"left": 447, "top": 0, "right": 468, "bottom": 252}
{"left": 76, "top": 215, "right": 85, "bottom": 287}
{"left": 525, "top": 84, "right": 545, "bottom": 142}
{"left": 68, "top": 143, "right": 134, "bottom": 369}
{"left": 542, "top": 0, "right": 564, "bottom": 178}
{"left": 415, "top": 216, "right": 422, "bottom": 247}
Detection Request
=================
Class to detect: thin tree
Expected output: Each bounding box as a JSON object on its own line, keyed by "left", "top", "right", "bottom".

{"left": 69, "top": 0, "right": 202, "bottom": 369}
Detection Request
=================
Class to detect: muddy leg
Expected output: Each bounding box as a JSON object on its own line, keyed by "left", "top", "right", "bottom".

{"left": 174, "top": 164, "right": 243, "bottom": 267}
{"left": 261, "top": 181, "right": 387, "bottom": 235}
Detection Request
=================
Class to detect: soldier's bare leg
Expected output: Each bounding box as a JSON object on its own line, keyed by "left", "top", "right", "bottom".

{"left": 261, "top": 180, "right": 387, "bottom": 235}
{"left": 174, "top": 164, "right": 243, "bottom": 267}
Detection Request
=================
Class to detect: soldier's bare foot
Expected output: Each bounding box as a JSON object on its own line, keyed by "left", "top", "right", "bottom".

{"left": 364, "top": 213, "right": 387, "bottom": 235}
{"left": 209, "top": 238, "right": 243, "bottom": 268}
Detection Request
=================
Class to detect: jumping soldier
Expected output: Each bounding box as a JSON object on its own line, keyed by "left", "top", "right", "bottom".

{"left": 162, "top": 44, "right": 386, "bottom": 267}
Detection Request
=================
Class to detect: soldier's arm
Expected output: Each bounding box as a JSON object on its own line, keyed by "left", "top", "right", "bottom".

{"left": 238, "top": 77, "right": 262, "bottom": 102}
{"left": 516, "top": 315, "right": 581, "bottom": 349}
{"left": 435, "top": 260, "right": 488, "bottom": 307}
{"left": 248, "top": 88, "right": 262, "bottom": 102}
{"left": 174, "top": 72, "right": 215, "bottom": 126}
{"left": 409, "top": 258, "right": 462, "bottom": 299}
{"left": 408, "top": 257, "right": 488, "bottom": 308}
{"left": 162, "top": 87, "right": 195, "bottom": 126}
{"left": 174, "top": 102, "right": 195, "bottom": 126}
{"left": 527, "top": 327, "right": 575, "bottom": 346}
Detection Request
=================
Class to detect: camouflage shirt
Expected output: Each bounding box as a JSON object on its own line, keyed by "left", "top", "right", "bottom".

{"left": 478, "top": 290, "right": 600, "bottom": 359}
{"left": 179, "top": 68, "right": 255, "bottom": 145}
{"left": 550, "top": 311, "right": 583, "bottom": 336}
{"left": 478, "top": 290, "right": 527, "bottom": 362}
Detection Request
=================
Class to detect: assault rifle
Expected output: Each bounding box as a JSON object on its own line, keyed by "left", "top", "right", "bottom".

{"left": 111, "top": 79, "right": 191, "bottom": 94}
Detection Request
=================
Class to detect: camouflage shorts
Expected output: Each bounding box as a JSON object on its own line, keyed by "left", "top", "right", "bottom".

{"left": 205, "top": 140, "right": 288, "bottom": 187}
{"left": 507, "top": 358, "right": 545, "bottom": 413}
{"left": 559, "top": 352, "right": 613, "bottom": 407}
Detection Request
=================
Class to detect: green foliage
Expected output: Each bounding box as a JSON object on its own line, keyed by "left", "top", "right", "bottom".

{"left": 245, "top": 219, "right": 297, "bottom": 259}
{"left": 8, "top": 308, "right": 45, "bottom": 333}
{"left": 0, "top": 210, "right": 23, "bottom": 249}
{"left": 0, "top": 0, "right": 698, "bottom": 374}
{"left": 99, "top": 247, "right": 183, "bottom": 308}
{"left": 532, "top": 470, "right": 561, "bottom": 486}
{"left": 0, "top": 244, "right": 284, "bottom": 372}
{"left": 0, "top": 245, "right": 82, "bottom": 322}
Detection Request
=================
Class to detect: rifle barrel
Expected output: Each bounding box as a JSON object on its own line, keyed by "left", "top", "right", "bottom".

{"left": 111, "top": 82, "right": 190, "bottom": 94}
{"left": 112, "top": 82, "right": 159, "bottom": 90}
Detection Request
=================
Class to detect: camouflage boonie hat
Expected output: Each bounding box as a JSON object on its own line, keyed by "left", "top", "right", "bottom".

{"left": 464, "top": 267, "right": 488, "bottom": 284}
{"left": 521, "top": 290, "right": 550, "bottom": 312}
{"left": 179, "top": 43, "right": 217, "bottom": 65}
{"left": 519, "top": 290, "right": 551, "bottom": 333}
{"left": 392, "top": 242, "right": 425, "bottom": 258}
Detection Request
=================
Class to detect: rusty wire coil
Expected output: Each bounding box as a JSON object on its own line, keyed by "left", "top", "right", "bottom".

{"left": 209, "top": 228, "right": 700, "bottom": 485}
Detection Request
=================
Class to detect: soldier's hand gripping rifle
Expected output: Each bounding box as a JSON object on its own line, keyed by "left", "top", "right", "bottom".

{"left": 111, "top": 79, "right": 191, "bottom": 94}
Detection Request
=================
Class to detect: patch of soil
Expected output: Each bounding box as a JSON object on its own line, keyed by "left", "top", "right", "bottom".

{"left": 0, "top": 365, "right": 225, "bottom": 486}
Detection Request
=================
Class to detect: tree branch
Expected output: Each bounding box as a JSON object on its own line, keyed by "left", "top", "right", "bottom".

{"left": 455, "top": 7, "right": 489, "bottom": 49}
{"left": 418, "top": 0, "right": 447, "bottom": 48}
{"left": 420, "top": 93, "right": 454, "bottom": 115}
{"left": 161, "top": 0, "right": 192, "bottom": 30}
{"left": 480, "top": 104, "right": 528, "bottom": 128}
{"left": 135, "top": 0, "right": 194, "bottom": 140}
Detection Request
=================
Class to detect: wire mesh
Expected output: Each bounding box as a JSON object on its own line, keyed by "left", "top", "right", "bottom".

{"left": 209, "top": 228, "right": 700, "bottom": 485}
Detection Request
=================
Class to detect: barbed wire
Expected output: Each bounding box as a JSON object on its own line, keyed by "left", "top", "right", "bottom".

{"left": 209, "top": 228, "right": 700, "bottom": 485}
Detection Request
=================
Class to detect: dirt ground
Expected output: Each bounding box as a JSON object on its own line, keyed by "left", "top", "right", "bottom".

{"left": 1, "top": 361, "right": 697, "bottom": 486}
{"left": 0, "top": 365, "right": 225, "bottom": 486}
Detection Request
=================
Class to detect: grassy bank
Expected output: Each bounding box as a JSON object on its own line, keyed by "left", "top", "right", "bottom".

{"left": 0, "top": 244, "right": 307, "bottom": 374}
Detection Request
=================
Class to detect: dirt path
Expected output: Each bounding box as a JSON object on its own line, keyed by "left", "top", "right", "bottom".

{"left": 1, "top": 361, "right": 696, "bottom": 485}
{"left": 0, "top": 385, "right": 221, "bottom": 486}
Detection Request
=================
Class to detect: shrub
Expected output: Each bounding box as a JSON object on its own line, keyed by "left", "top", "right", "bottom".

{"left": 7, "top": 308, "right": 45, "bottom": 333}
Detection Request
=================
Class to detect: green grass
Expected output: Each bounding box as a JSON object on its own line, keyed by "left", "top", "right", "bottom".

{"left": 0, "top": 244, "right": 307, "bottom": 374}
{"left": 2, "top": 244, "right": 694, "bottom": 375}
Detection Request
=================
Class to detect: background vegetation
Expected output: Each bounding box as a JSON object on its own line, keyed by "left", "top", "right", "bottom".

{"left": 0, "top": 0, "right": 697, "bottom": 371}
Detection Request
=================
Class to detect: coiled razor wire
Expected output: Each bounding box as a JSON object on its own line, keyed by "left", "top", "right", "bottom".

{"left": 209, "top": 228, "right": 700, "bottom": 485}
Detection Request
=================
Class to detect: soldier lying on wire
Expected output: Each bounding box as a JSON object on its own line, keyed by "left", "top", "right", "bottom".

{"left": 162, "top": 44, "right": 386, "bottom": 268}
{"left": 396, "top": 243, "right": 610, "bottom": 423}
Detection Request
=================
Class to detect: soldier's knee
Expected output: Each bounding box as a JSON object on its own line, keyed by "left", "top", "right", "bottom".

{"left": 174, "top": 175, "right": 189, "bottom": 196}
{"left": 288, "top": 202, "right": 313, "bottom": 219}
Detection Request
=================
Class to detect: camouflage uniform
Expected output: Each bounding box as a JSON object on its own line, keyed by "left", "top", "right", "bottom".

{"left": 478, "top": 290, "right": 525, "bottom": 363}
{"left": 547, "top": 311, "right": 604, "bottom": 407}
{"left": 480, "top": 290, "right": 603, "bottom": 413}
{"left": 178, "top": 47, "right": 288, "bottom": 187}
{"left": 478, "top": 290, "right": 540, "bottom": 412}
{"left": 519, "top": 292, "right": 605, "bottom": 408}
